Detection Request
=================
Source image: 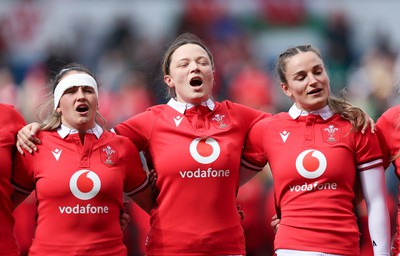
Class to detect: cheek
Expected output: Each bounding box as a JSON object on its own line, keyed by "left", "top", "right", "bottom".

{"left": 204, "top": 68, "right": 214, "bottom": 79}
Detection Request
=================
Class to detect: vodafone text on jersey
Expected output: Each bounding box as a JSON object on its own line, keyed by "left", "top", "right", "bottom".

{"left": 290, "top": 149, "right": 337, "bottom": 192}
{"left": 58, "top": 170, "right": 109, "bottom": 214}
{"left": 180, "top": 137, "right": 230, "bottom": 179}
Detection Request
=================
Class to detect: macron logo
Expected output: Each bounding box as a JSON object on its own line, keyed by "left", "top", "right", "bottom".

{"left": 279, "top": 131, "right": 290, "bottom": 143}
{"left": 52, "top": 149, "right": 62, "bottom": 161}
{"left": 173, "top": 116, "right": 183, "bottom": 127}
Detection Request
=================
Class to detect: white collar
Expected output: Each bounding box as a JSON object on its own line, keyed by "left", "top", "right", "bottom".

{"left": 167, "top": 98, "right": 215, "bottom": 114}
{"left": 288, "top": 104, "right": 334, "bottom": 120}
{"left": 57, "top": 123, "right": 103, "bottom": 139}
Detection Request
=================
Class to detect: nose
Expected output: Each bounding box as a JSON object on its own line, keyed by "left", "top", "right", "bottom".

{"left": 189, "top": 61, "right": 200, "bottom": 72}
{"left": 76, "top": 87, "right": 86, "bottom": 99}
{"left": 307, "top": 74, "right": 318, "bottom": 85}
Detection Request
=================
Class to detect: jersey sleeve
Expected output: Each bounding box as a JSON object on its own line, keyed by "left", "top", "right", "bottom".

{"left": 1, "top": 104, "right": 26, "bottom": 151}
{"left": 12, "top": 150, "right": 35, "bottom": 195}
{"left": 241, "top": 119, "right": 269, "bottom": 171}
{"left": 355, "top": 128, "right": 383, "bottom": 171}
{"left": 120, "top": 137, "right": 149, "bottom": 196}
{"left": 9, "top": 105, "right": 34, "bottom": 194}
{"left": 376, "top": 110, "right": 396, "bottom": 169}
{"left": 7, "top": 105, "right": 26, "bottom": 134}
{"left": 113, "top": 108, "right": 156, "bottom": 151}
{"left": 228, "top": 101, "right": 271, "bottom": 132}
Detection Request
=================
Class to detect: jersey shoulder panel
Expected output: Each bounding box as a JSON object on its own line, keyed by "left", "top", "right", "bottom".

{"left": 220, "top": 100, "right": 272, "bottom": 118}
{"left": 0, "top": 104, "right": 26, "bottom": 135}
{"left": 218, "top": 100, "right": 272, "bottom": 131}
{"left": 377, "top": 105, "right": 400, "bottom": 132}
{"left": 114, "top": 104, "right": 170, "bottom": 150}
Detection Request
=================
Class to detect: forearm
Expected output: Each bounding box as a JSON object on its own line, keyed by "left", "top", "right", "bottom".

{"left": 360, "top": 168, "right": 390, "bottom": 255}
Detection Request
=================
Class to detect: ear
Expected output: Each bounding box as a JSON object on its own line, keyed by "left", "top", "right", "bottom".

{"left": 56, "top": 107, "right": 62, "bottom": 114}
{"left": 164, "top": 75, "right": 174, "bottom": 88}
{"left": 280, "top": 82, "right": 292, "bottom": 97}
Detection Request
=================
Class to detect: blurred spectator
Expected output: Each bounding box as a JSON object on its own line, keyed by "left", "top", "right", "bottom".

{"left": 323, "top": 10, "right": 354, "bottom": 93}
{"left": 227, "top": 60, "right": 276, "bottom": 113}
{"left": 17, "top": 64, "right": 49, "bottom": 123}
{"left": 261, "top": 0, "right": 307, "bottom": 26}
{"left": 1, "top": 0, "right": 43, "bottom": 83}
{"left": 347, "top": 37, "right": 398, "bottom": 120}
{"left": 99, "top": 69, "right": 154, "bottom": 129}
{"left": 0, "top": 67, "right": 19, "bottom": 106}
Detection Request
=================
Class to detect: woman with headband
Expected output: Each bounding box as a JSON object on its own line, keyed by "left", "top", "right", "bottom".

{"left": 11, "top": 63, "right": 153, "bottom": 256}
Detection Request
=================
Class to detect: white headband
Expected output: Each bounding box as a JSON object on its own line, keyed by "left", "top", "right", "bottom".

{"left": 54, "top": 73, "right": 98, "bottom": 110}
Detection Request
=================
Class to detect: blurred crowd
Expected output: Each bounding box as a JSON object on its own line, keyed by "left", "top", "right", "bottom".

{"left": 2, "top": 0, "right": 400, "bottom": 255}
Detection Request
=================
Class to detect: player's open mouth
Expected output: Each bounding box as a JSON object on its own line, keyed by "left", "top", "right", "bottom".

{"left": 307, "top": 88, "right": 322, "bottom": 95}
{"left": 190, "top": 77, "right": 203, "bottom": 87}
{"left": 76, "top": 104, "right": 89, "bottom": 113}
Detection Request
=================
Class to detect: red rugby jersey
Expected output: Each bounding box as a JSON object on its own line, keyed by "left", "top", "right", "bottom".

{"left": 0, "top": 104, "right": 25, "bottom": 256}
{"left": 242, "top": 106, "right": 383, "bottom": 255}
{"left": 115, "top": 99, "right": 270, "bottom": 255}
{"left": 12, "top": 125, "right": 148, "bottom": 256}
{"left": 376, "top": 105, "right": 400, "bottom": 170}
{"left": 376, "top": 105, "right": 400, "bottom": 253}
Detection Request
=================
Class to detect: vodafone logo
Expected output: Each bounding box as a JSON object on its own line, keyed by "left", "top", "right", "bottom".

{"left": 295, "top": 149, "right": 327, "bottom": 179}
{"left": 69, "top": 170, "right": 101, "bottom": 200}
{"left": 189, "top": 138, "right": 220, "bottom": 164}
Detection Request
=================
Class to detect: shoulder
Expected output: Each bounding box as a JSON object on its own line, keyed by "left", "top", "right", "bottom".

{"left": 251, "top": 112, "right": 287, "bottom": 130}
{"left": 0, "top": 104, "right": 26, "bottom": 132}
{"left": 124, "top": 104, "right": 168, "bottom": 121}
{"left": 219, "top": 100, "right": 256, "bottom": 111}
{"left": 0, "top": 103, "right": 14, "bottom": 112}
{"left": 115, "top": 104, "right": 167, "bottom": 129}
{"left": 0, "top": 103, "right": 23, "bottom": 119}
{"left": 260, "top": 112, "right": 288, "bottom": 124}
{"left": 35, "top": 130, "right": 59, "bottom": 141}
{"left": 102, "top": 130, "right": 137, "bottom": 148}
{"left": 103, "top": 130, "right": 134, "bottom": 143}
{"left": 378, "top": 105, "right": 400, "bottom": 124}
{"left": 219, "top": 100, "right": 272, "bottom": 117}
{"left": 144, "top": 104, "right": 169, "bottom": 115}
{"left": 375, "top": 105, "right": 400, "bottom": 134}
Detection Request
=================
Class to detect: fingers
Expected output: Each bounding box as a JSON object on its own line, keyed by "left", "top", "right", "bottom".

{"left": 236, "top": 204, "right": 245, "bottom": 221}
{"left": 16, "top": 123, "right": 42, "bottom": 154}
{"left": 148, "top": 169, "right": 160, "bottom": 200}
{"left": 16, "top": 141, "right": 25, "bottom": 155}
{"left": 119, "top": 212, "right": 131, "bottom": 231}
{"left": 32, "top": 123, "right": 42, "bottom": 136}
{"left": 271, "top": 214, "right": 281, "bottom": 234}
{"left": 274, "top": 223, "right": 280, "bottom": 234}
{"left": 148, "top": 169, "right": 157, "bottom": 189}
{"left": 17, "top": 130, "right": 40, "bottom": 154}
